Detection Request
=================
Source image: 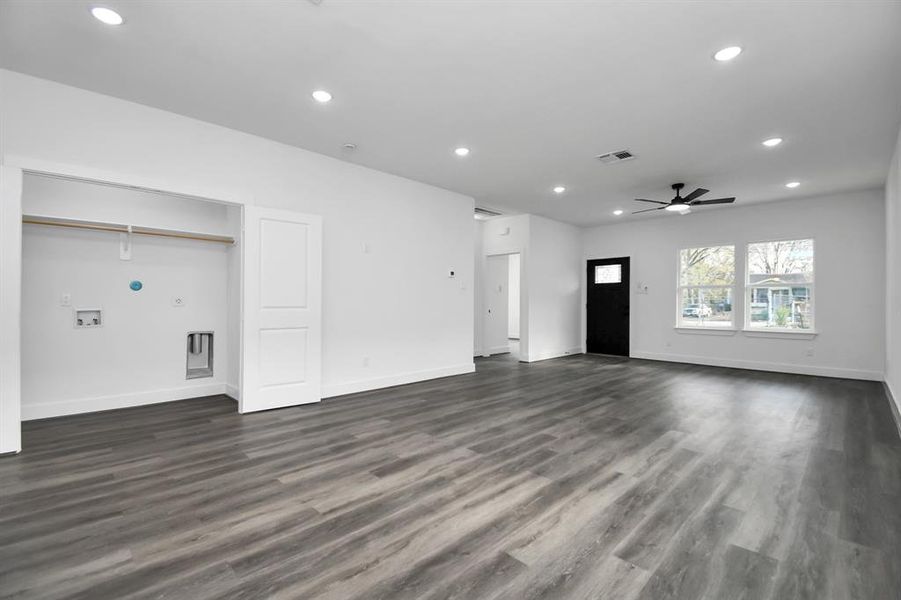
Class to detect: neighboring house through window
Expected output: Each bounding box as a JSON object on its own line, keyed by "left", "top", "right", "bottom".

{"left": 746, "top": 238, "right": 814, "bottom": 330}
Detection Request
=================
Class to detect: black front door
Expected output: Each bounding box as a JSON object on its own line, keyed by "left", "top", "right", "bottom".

{"left": 586, "top": 257, "right": 630, "bottom": 356}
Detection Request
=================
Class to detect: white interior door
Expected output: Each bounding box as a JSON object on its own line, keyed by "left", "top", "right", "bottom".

{"left": 241, "top": 206, "right": 322, "bottom": 413}
{"left": 484, "top": 254, "right": 510, "bottom": 355}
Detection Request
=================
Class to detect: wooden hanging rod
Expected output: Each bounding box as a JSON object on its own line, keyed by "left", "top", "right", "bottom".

{"left": 22, "top": 215, "right": 236, "bottom": 245}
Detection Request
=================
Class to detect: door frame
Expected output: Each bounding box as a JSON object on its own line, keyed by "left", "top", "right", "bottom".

{"left": 481, "top": 250, "right": 526, "bottom": 361}
{"left": 583, "top": 255, "right": 632, "bottom": 357}
{"left": 0, "top": 156, "right": 252, "bottom": 454}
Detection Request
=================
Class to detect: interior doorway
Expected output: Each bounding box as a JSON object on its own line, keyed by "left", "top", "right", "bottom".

{"left": 484, "top": 252, "right": 522, "bottom": 360}
{"left": 586, "top": 257, "right": 630, "bottom": 356}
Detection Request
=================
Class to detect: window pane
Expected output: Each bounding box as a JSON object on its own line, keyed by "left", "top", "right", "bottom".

{"left": 748, "top": 286, "right": 813, "bottom": 329}
{"left": 747, "top": 239, "right": 813, "bottom": 283}
{"left": 594, "top": 264, "right": 621, "bottom": 284}
{"left": 680, "top": 246, "right": 735, "bottom": 286}
{"left": 680, "top": 287, "right": 733, "bottom": 327}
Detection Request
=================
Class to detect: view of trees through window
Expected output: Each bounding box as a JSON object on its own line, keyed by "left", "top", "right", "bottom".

{"left": 677, "top": 240, "right": 814, "bottom": 331}
{"left": 747, "top": 239, "right": 814, "bottom": 330}
{"left": 678, "top": 245, "right": 735, "bottom": 328}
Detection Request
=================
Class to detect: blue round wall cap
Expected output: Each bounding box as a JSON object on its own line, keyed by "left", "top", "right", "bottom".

{"left": 129, "top": 280, "right": 143, "bottom": 291}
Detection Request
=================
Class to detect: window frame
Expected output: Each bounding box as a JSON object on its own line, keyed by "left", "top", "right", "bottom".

{"left": 743, "top": 237, "right": 816, "bottom": 333}
{"left": 675, "top": 244, "right": 737, "bottom": 330}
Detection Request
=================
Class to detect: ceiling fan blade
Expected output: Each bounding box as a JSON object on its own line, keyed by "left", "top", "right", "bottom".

{"left": 682, "top": 187, "right": 710, "bottom": 202}
{"left": 632, "top": 206, "right": 666, "bottom": 214}
{"left": 634, "top": 198, "right": 668, "bottom": 205}
{"left": 691, "top": 197, "right": 735, "bottom": 206}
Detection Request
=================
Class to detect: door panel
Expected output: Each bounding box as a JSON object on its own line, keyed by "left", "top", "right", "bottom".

{"left": 484, "top": 255, "right": 510, "bottom": 355}
{"left": 242, "top": 206, "right": 322, "bottom": 412}
{"left": 260, "top": 220, "right": 308, "bottom": 308}
{"left": 586, "top": 257, "right": 630, "bottom": 356}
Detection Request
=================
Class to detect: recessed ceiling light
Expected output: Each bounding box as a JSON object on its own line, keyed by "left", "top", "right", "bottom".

{"left": 553, "top": 186, "right": 566, "bottom": 194}
{"left": 454, "top": 147, "right": 470, "bottom": 157}
{"left": 785, "top": 181, "right": 801, "bottom": 188}
{"left": 713, "top": 46, "right": 742, "bottom": 62}
{"left": 762, "top": 137, "right": 783, "bottom": 147}
{"left": 613, "top": 209, "right": 624, "bottom": 216}
{"left": 91, "top": 7, "right": 124, "bottom": 25}
{"left": 311, "top": 90, "right": 332, "bottom": 103}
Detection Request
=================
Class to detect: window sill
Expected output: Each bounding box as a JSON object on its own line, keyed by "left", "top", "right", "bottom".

{"left": 674, "top": 326, "right": 738, "bottom": 336}
{"left": 742, "top": 329, "right": 818, "bottom": 340}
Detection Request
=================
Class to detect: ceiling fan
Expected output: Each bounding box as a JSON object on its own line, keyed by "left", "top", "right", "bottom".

{"left": 632, "top": 183, "right": 735, "bottom": 215}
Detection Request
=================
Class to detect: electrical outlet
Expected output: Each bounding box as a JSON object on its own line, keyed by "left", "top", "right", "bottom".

{"left": 806, "top": 348, "right": 814, "bottom": 357}
{"left": 172, "top": 297, "right": 186, "bottom": 307}
{"left": 363, "top": 356, "right": 370, "bottom": 367}
{"left": 60, "top": 293, "right": 72, "bottom": 307}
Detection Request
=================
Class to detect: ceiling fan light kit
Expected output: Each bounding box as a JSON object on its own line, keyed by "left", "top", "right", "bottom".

{"left": 632, "top": 183, "right": 736, "bottom": 215}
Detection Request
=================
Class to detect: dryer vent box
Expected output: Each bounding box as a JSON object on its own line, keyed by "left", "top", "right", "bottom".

{"left": 186, "top": 332, "right": 214, "bottom": 379}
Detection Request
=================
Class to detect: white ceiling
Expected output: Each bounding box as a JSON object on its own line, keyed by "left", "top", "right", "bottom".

{"left": 2, "top": 0, "right": 900, "bottom": 225}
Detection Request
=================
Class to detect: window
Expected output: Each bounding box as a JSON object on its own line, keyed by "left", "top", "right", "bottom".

{"left": 678, "top": 245, "right": 735, "bottom": 328}
{"left": 746, "top": 239, "right": 814, "bottom": 330}
{"left": 594, "top": 264, "right": 621, "bottom": 284}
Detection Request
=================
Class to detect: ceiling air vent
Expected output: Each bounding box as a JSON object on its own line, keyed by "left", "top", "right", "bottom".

{"left": 474, "top": 207, "right": 502, "bottom": 220}
{"left": 596, "top": 150, "right": 635, "bottom": 165}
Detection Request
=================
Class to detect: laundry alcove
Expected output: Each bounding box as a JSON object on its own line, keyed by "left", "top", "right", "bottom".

{"left": 19, "top": 173, "right": 243, "bottom": 419}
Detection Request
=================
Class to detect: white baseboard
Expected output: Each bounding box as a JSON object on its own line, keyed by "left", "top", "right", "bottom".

{"left": 323, "top": 363, "right": 476, "bottom": 399}
{"left": 525, "top": 347, "right": 583, "bottom": 363}
{"left": 225, "top": 383, "right": 240, "bottom": 401}
{"left": 630, "top": 350, "right": 883, "bottom": 381}
{"left": 885, "top": 380, "right": 900, "bottom": 441}
{"left": 485, "top": 345, "right": 510, "bottom": 356}
{"left": 22, "top": 382, "right": 230, "bottom": 420}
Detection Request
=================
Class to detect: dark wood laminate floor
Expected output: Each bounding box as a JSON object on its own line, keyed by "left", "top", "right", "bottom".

{"left": 2, "top": 354, "right": 900, "bottom": 600}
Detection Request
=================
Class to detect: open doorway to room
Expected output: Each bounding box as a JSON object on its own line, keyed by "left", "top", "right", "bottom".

{"left": 483, "top": 252, "right": 523, "bottom": 360}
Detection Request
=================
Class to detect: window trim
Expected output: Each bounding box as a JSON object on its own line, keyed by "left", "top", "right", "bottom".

{"left": 743, "top": 237, "right": 816, "bottom": 333}
{"left": 741, "top": 329, "right": 818, "bottom": 339}
{"left": 676, "top": 244, "right": 737, "bottom": 330}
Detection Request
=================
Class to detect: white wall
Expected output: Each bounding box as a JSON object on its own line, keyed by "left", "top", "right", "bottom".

{"left": 886, "top": 125, "right": 901, "bottom": 416}
{"left": 527, "top": 215, "right": 582, "bottom": 361}
{"left": 508, "top": 253, "right": 520, "bottom": 339}
{"left": 473, "top": 219, "right": 484, "bottom": 355}
{"left": 0, "top": 69, "right": 475, "bottom": 449}
{"left": 582, "top": 190, "right": 886, "bottom": 380}
{"left": 23, "top": 175, "right": 236, "bottom": 235}
{"left": 19, "top": 175, "right": 237, "bottom": 419}
{"left": 0, "top": 167, "right": 23, "bottom": 453}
